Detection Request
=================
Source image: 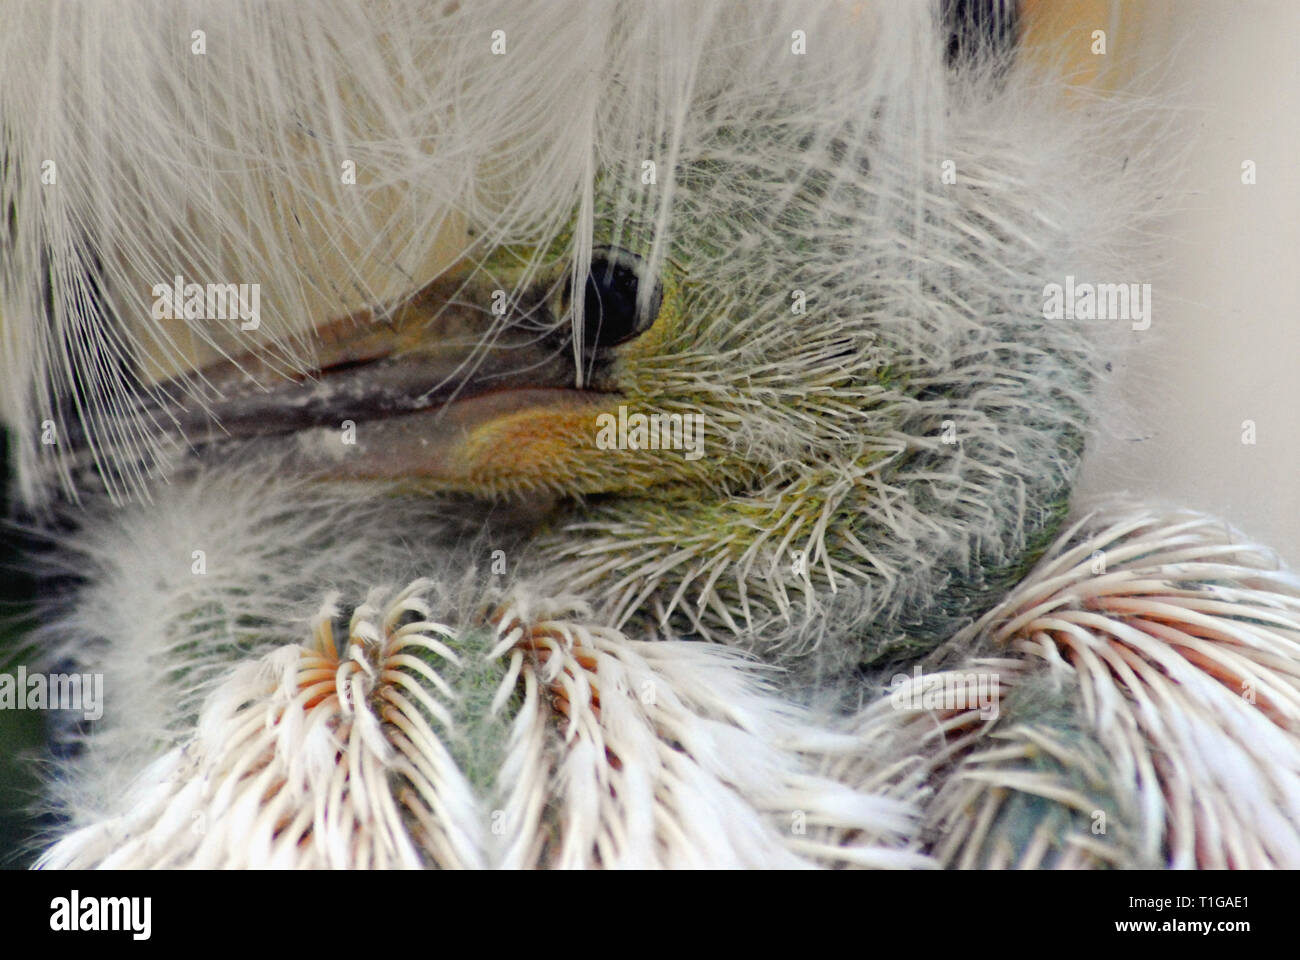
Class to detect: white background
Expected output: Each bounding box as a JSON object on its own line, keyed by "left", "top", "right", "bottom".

{"left": 1068, "top": 1, "right": 1300, "bottom": 566}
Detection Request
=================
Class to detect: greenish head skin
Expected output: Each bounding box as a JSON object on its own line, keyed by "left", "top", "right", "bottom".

{"left": 102, "top": 87, "right": 1106, "bottom": 690}
{"left": 506, "top": 126, "right": 1100, "bottom": 681}
{"left": 262, "top": 133, "right": 1097, "bottom": 683}
{"left": 15, "top": 5, "right": 1138, "bottom": 691}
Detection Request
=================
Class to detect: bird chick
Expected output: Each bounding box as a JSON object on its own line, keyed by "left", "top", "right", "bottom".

{"left": 4, "top": 1, "right": 1298, "bottom": 869}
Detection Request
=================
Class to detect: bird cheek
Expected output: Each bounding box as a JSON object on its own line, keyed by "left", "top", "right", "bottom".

{"left": 432, "top": 399, "right": 617, "bottom": 495}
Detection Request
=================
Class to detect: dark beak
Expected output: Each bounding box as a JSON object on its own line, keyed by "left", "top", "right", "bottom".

{"left": 69, "top": 270, "right": 608, "bottom": 489}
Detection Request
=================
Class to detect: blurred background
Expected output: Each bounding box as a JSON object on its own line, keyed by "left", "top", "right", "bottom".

{"left": 1038, "top": 0, "right": 1300, "bottom": 564}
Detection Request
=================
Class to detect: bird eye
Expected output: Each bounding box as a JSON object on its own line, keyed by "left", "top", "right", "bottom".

{"left": 578, "top": 248, "right": 661, "bottom": 349}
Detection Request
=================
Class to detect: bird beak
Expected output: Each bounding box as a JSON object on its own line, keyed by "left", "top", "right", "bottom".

{"left": 148, "top": 270, "right": 610, "bottom": 493}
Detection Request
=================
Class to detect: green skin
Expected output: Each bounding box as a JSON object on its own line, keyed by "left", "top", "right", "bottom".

{"left": 475, "top": 147, "right": 1100, "bottom": 675}
{"left": 533, "top": 429, "right": 1080, "bottom": 672}
{"left": 497, "top": 216, "right": 1090, "bottom": 673}
{"left": 927, "top": 671, "right": 1131, "bottom": 868}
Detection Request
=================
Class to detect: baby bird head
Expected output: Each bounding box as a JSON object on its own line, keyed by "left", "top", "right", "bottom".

{"left": 4, "top": 1, "right": 1151, "bottom": 677}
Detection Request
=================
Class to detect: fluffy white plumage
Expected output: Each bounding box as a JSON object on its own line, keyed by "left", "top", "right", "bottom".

{"left": 30, "top": 469, "right": 926, "bottom": 868}
{"left": 853, "top": 506, "right": 1300, "bottom": 868}
{"left": 38, "top": 573, "right": 920, "bottom": 868}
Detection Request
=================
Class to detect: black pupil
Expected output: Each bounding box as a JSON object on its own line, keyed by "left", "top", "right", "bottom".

{"left": 583, "top": 257, "right": 645, "bottom": 348}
